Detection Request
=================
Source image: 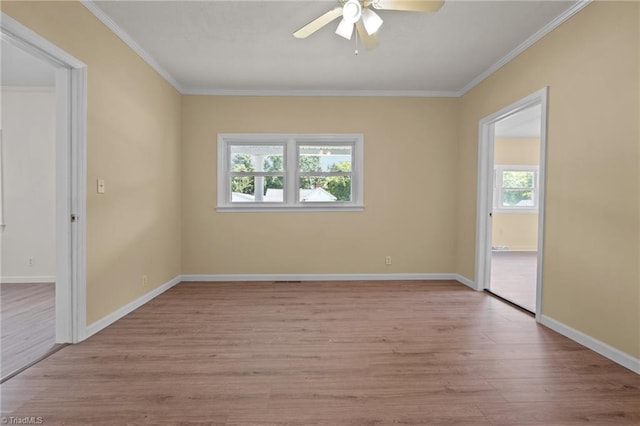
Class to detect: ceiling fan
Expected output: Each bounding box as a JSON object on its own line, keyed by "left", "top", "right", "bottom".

{"left": 293, "top": 0, "right": 444, "bottom": 50}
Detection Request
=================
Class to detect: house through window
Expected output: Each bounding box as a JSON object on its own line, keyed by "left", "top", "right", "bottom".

{"left": 217, "top": 134, "right": 364, "bottom": 211}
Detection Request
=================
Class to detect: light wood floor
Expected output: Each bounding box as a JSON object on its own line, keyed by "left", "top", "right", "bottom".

{"left": 490, "top": 251, "right": 537, "bottom": 312}
{"left": 1, "top": 281, "right": 639, "bottom": 425}
{"left": 1, "top": 282, "right": 58, "bottom": 380}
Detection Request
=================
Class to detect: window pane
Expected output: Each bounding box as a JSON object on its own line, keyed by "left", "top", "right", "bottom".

{"left": 502, "top": 171, "right": 534, "bottom": 188}
{"left": 299, "top": 145, "right": 352, "bottom": 172}
{"left": 299, "top": 176, "right": 351, "bottom": 202}
{"left": 231, "top": 176, "right": 284, "bottom": 202}
{"left": 230, "top": 145, "right": 284, "bottom": 172}
{"left": 501, "top": 189, "right": 534, "bottom": 207}
{"left": 219, "top": 134, "right": 363, "bottom": 210}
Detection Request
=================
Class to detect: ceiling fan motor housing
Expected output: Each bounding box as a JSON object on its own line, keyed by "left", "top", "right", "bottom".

{"left": 294, "top": 0, "right": 444, "bottom": 49}
{"left": 343, "top": 0, "right": 363, "bottom": 23}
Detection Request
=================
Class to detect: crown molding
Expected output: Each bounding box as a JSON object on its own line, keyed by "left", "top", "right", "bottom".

{"left": 81, "top": 0, "right": 184, "bottom": 93}
{"left": 181, "top": 88, "right": 461, "bottom": 98}
{"left": 81, "top": 0, "right": 590, "bottom": 99}
{"left": 458, "top": 0, "right": 592, "bottom": 96}
{"left": 79, "top": 1, "right": 456, "bottom": 98}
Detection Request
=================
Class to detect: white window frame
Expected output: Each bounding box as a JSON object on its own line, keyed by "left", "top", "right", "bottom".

{"left": 493, "top": 165, "right": 539, "bottom": 214}
{"left": 217, "top": 133, "right": 364, "bottom": 212}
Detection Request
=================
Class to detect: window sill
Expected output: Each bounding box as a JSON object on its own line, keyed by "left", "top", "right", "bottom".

{"left": 493, "top": 208, "right": 538, "bottom": 214}
{"left": 216, "top": 205, "right": 364, "bottom": 213}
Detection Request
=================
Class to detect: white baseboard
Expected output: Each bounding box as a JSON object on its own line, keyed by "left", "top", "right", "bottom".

{"left": 83, "top": 273, "right": 473, "bottom": 340}
{"left": 453, "top": 274, "right": 476, "bottom": 290}
{"left": 180, "top": 273, "right": 463, "bottom": 283}
{"left": 540, "top": 315, "right": 640, "bottom": 375}
{"left": 1, "top": 275, "right": 56, "bottom": 284}
{"left": 80, "top": 273, "right": 639, "bottom": 376}
{"left": 84, "top": 275, "right": 181, "bottom": 339}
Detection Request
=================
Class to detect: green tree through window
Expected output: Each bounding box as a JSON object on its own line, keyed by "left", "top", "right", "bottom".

{"left": 231, "top": 154, "right": 254, "bottom": 195}
{"left": 299, "top": 156, "right": 323, "bottom": 189}
{"left": 325, "top": 161, "right": 352, "bottom": 201}
{"left": 264, "top": 155, "right": 284, "bottom": 191}
{"left": 501, "top": 170, "right": 535, "bottom": 206}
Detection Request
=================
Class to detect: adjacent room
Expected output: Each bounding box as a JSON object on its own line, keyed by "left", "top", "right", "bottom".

{"left": 0, "top": 0, "right": 638, "bottom": 424}
{"left": 0, "top": 40, "right": 60, "bottom": 381}
{"left": 488, "top": 104, "right": 542, "bottom": 313}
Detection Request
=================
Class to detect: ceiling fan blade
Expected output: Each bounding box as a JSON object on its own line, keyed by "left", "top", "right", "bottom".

{"left": 355, "top": 21, "right": 378, "bottom": 50}
{"left": 294, "top": 7, "right": 344, "bottom": 39}
{"left": 336, "top": 18, "right": 355, "bottom": 40}
{"left": 371, "top": 0, "right": 444, "bottom": 12}
{"left": 361, "top": 8, "right": 383, "bottom": 35}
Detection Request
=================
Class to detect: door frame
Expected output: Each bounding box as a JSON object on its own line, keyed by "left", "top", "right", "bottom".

{"left": 1, "top": 13, "right": 87, "bottom": 343}
{"left": 475, "top": 87, "right": 548, "bottom": 321}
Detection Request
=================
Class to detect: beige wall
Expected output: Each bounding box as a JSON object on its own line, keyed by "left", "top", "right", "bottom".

{"left": 491, "top": 214, "right": 538, "bottom": 252}
{"left": 492, "top": 137, "right": 539, "bottom": 251}
{"left": 494, "top": 137, "right": 539, "bottom": 165}
{"left": 182, "top": 96, "right": 458, "bottom": 275}
{"left": 3, "top": 1, "right": 638, "bottom": 362}
{"left": 457, "top": 1, "right": 639, "bottom": 357}
{"left": 1, "top": 1, "right": 183, "bottom": 324}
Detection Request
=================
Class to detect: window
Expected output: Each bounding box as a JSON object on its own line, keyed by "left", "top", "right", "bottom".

{"left": 217, "top": 134, "right": 363, "bottom": 211}
{"left": 494, "top": 165, "right": 539, "bottom": 213}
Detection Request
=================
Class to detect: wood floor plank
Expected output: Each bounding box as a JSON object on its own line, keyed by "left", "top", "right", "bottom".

{"left": 1, "top": 280, "right": 638, "bottom": 425}
{"left": 490, "top": 251, "right": 538, "bottom": 312}
{"left": 477, "top": 400, "right": 640, "bottom": 425}
{"left": 1, "top": 282, "right": 58, "bottom": 380}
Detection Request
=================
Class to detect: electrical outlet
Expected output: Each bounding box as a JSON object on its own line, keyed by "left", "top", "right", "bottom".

{"left": 28, "top": 257, "right": 35, "bottom": 267}
{"left": 385, "top": 256, "right": 392, "bottom": 265}
{"left": 142, "top": 275, "right": 148, "bottom": 287}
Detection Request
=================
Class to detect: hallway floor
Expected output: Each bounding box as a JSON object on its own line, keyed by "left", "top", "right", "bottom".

{"left": 490, "top": 251, "right": 537, "bottom": 312}
{"left": 1, "top": 282, "right": 58, "bottom": 381}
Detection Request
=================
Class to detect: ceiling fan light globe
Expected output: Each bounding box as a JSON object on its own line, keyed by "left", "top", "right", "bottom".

{"left": 335, "top": 18, "right": 355, "bottom": 40}
{"left": 361, "top": 8, "right": 383, "bottom": 35}
{"left": 342, "top": 0, "right": 362, "bottom": 24}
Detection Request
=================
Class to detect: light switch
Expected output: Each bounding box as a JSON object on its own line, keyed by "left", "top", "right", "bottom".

{"left": 97, "top": 179, "right": 105, "bottom": 194}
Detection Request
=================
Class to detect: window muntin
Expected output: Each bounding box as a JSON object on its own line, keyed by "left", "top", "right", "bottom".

{"left": 218, "top": 134, "right": 363, "bottom": 211}
{"left": 494, "top": 165, "right": 538, "bottom": 213}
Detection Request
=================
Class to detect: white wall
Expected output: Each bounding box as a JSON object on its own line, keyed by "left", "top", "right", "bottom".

{"left": 1, "top": 87, "right": 56, "bottom": 283}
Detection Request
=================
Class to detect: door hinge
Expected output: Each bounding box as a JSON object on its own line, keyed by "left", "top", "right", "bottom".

{"left": 71, "top": 214, "right": 78, "bottom": 222}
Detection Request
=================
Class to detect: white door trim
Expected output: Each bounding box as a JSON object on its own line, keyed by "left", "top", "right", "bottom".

{"left": 475, "top": 87, "right": 548, "bottom": 321}
{"left": 1, "top": 12, "right": 87, "bottom": 343}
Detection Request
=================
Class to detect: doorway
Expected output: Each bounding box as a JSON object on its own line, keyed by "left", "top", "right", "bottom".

{"left": 475, "top": 88, "right": 548, "bottom": 319}
{"left": 0, "top": 12, "right": 87, "bottom": 380}
{"left": 0, "top": 40, "right": 59, "bottom": 380}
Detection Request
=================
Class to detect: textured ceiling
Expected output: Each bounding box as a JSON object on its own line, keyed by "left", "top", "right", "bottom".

{"left": 89, "top": 0, "right": 580, "bottom": 95}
